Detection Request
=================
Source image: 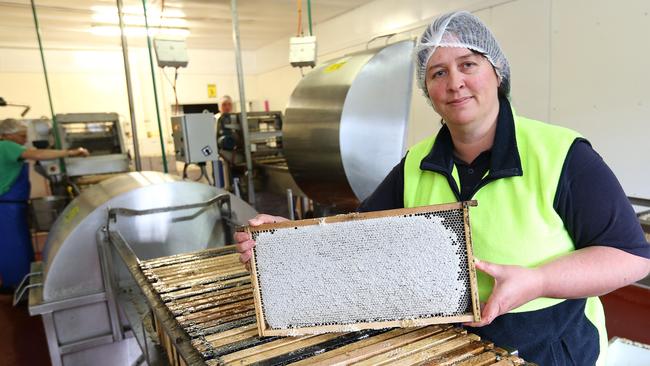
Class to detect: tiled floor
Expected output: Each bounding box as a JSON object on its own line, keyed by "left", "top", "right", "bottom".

{"left": 0, "top": 294, "right": 50, "bottom": 366}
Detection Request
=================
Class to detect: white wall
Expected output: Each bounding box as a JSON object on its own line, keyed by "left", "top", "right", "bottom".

{"left": 0, "top": 46, "right": 257, "bottom": 157}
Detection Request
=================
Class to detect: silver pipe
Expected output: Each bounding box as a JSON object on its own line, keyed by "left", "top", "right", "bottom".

{"left": 301, "top": 196, "right": 310, "bottom": 218}
{"left": 286, "top": 188, "right": 295, "bottom": 220}
{"left": 117, "top": 0, "right": 142, "bottom": 171}
{"left": 211, "top": 160, "right": 220, "bottom": 187}
{"left": 233, "top": 177, "right": 241, "bottom": 198}
{"left": 96, "top": 227, "right": 124, "bottom": 342}
{"left": 230, "top": 0, "right": 255, "bottom": 206}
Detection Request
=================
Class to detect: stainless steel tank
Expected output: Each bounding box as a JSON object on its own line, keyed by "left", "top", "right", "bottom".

{"left": 284, "top": 40, "right": 415, "bottom": 209}
{"left": 26, "top": 171, "right": 257, "bottom": 366}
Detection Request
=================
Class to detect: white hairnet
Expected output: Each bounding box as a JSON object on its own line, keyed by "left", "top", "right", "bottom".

{"left": 0, "top": 118, "right": 27, "bottom": 135}
{"left": 414, "top": 11, "right": 510, "bottom": 101}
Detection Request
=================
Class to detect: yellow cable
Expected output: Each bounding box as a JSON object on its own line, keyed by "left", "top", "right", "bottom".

{"left": 297, "top": 0, "right": 302, "bottom": 36}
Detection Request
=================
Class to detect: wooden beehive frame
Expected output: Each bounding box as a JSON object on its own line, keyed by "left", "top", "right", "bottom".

{"left": 248, "top": 201, "right": 481, "bottom": 337}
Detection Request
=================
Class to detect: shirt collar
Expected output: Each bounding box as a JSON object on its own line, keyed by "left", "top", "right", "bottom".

{"left": 419, "top": 95, "right": 522, "bottom": 179}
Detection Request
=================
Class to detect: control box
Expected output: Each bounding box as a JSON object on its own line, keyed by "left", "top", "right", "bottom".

{"left": 171, "top": 113, "right": 218, "bottom": 163}
{"left": 154, "top": 38, "right": 189, "bottom": 68}
{"left": 289, "top": 36, "right": 317, "bottom": 67}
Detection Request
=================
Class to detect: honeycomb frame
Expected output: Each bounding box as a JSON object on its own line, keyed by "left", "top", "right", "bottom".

{"left": 248, "top": 201, "right": 480, "bottom": 337}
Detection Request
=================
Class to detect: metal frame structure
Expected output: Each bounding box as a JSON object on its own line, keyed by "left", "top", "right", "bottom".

{"left": 18, "top": 160, "right": 256, "bottom": 366}
{"left": 26, "top": 261, "right": 128, "bottom": 366}
{"left": 100, "top": 194, "right": 235, "bottom": 365}
{"left": 23, "top": 190, "right": 239, "bottom": 366}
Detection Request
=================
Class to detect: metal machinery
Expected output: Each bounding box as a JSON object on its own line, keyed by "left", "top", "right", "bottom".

{"left": 216, "top": 111, "right": 284, "bottom": 166}
{"left": 40, "top": 112, "right": 130, "bottom": 177}
{"left": 20, "top": 171, "right": 257, "bottom": 366}
{"left": 217, "top": 112, "right": 284, "bottom": 167}
{"left": 245, "top": 111, "right": 284, "bottom": 161}
{"left": 244, "top": 111, "right": 306, "bottom": 199}
{"left": 284, "top": 40, "right": 415, "bottom": 210}
{"left": 216, "top": 110, "right": 305, "bottom": 211}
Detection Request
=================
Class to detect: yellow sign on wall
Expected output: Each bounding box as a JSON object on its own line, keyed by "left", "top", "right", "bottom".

{"left": 207, "top": 84, "right": 217, "bottom": 98}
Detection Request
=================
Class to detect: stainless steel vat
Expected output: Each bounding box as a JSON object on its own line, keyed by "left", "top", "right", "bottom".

{"left": 26, "top": 171, "right": 256, "bottom": 366}
{"left": 284, "top": 40, "right": 415, "bottom": 209}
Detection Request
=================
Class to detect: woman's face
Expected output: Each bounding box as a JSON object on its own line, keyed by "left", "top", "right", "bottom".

{"left": 425, "top": 47, "right": 500, "bottom": 129}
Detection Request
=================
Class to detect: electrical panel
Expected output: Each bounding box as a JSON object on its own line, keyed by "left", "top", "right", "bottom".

{"left": 289, "top": 36, "right": 317, "bottom": 68}
{"left": 171, "top": 113, "right": 218, "bottom": 163}
{"left": 154, "top": 38, "right": 189, "bottom": 68}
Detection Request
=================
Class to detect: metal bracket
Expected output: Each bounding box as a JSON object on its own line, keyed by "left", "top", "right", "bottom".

{"left": 366, "top": 33, "right": 397, "bottom": 49}
{"left": 106, "top": 193, "right": 233, "bottom": 232}
{"left": 13, "top": 271, "right": 43, "bottom": 306}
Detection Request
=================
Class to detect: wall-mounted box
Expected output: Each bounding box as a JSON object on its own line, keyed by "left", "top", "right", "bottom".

{"left": 154, "top": 38, "right": 189, "bottom": 68}
{"left": 171, "top": 113, "right": 218, "bottom": 163}
{"left": 289, "top": 36, "right": 317, "bottom": 68}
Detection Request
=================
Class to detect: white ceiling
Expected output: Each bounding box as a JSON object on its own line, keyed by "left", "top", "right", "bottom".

{"left": 0, "top": 0, "right": 375, "bottom": 50}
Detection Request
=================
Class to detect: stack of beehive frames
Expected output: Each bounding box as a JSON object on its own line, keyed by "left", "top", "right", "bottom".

{"left": 249, "top": 202, "right": 481, "bottom": 336}
{"left": 139, "top": 244, "right": 532, "bottom": 365}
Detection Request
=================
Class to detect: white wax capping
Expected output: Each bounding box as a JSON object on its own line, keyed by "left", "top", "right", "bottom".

{"left": 254, "top": 211, "right": 472, "bottom": 329}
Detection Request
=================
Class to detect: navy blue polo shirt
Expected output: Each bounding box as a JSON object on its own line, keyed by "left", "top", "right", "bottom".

{"left": 359, "top": 96, "right": 650, "bottom": 364}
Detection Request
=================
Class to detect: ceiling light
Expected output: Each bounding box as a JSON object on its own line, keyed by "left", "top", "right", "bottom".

{"left": 90, "top": 4, "right": 188, "bottom": 32}
{"left": 90, "top": 25, "right": 190, "bottom": 38}
{"left": 91, "top": 5, "right": 186, "bottom": 18}
{"left": 92, "top": 13, "right": 187, "bottom": 27}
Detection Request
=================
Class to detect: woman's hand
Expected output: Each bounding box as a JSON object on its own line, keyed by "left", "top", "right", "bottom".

{"left": 464, "top": 259, "right": 544, "bottom": 327}
{"left": 68, "top": 147, "right": 90, "bottom": 157}
{"left": 465, "top": 246, "right": 650, "bottom": 327}
{"left": 234, "top": 214, "right": 289, "bottom": 270}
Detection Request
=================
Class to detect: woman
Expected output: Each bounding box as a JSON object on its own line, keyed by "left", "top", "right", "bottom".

{"left": 236, "top": 11, "right": 650, "bottom": 365}
{"left": 0, "top": 118, "right": 88, "bottom": 292}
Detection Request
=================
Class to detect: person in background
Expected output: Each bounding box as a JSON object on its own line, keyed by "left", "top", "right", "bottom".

{"left": 234, "top": 11, "right": 650, "bottom": 365}
{"left": 0, "top": 118, "right": 89, "bottom": 293}
{"left": 216, "top": 95, "right": 240, "bottom": 163}
{"left": 219, "top": 95, "right": 233, "bottom": 115}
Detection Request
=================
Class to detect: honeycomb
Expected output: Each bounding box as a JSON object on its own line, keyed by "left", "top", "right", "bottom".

{"left": 251, "top": 207, "right": 475, "bottom": 332}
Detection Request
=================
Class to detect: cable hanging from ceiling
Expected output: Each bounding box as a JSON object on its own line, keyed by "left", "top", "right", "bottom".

{"left": 296, "top": 0, "right": 302, "bottom": 36}
{"left": 296, "top": 0, "right": 314, "bottom": 37}
{"left": 307, "top": 0, "right": 313, "bottom": 36}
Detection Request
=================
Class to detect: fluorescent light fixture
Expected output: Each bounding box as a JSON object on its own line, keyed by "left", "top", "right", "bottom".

{"left": 90, "top": 25, "right": 190, "bottom": 38}
{"left": 90, "top": 5, "right": 187, "bottom": 29}
{"left": 91, "top": 13, "right": 187, "bottom": 27}
{"left": 91, "top": 5, "right": 185, "bottom": 17}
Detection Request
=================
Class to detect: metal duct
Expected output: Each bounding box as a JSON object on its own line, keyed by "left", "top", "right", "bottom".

{"left": 284, "top": 40, "right": 415, "bottom": 209}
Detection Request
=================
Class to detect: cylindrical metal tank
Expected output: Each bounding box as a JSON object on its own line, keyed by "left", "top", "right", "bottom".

{"left": 284, "top": 40, "right": 415, "bottom": 209}
{"left": 29, "top": 171, "right": 257, "bottom": 366}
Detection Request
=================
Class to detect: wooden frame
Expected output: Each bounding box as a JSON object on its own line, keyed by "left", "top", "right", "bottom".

{"left": 248, "top": 201, "right": 481, "bottom": 337}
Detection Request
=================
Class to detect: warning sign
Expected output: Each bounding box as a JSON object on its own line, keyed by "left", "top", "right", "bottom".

{"left": 207, "top": 84, "right": 217, "bottom": 98}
